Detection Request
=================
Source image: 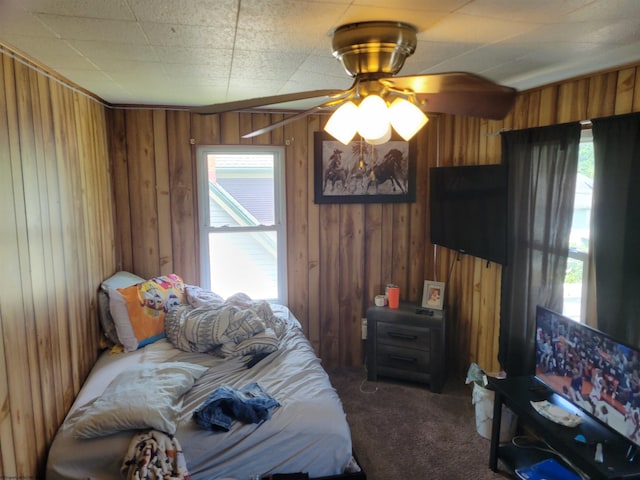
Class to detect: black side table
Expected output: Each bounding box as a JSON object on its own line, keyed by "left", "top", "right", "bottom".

{"left": 366, "top": 302, "right": 447, "bottom": 392}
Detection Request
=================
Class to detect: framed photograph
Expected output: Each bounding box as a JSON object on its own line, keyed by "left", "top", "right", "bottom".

{"left": 314, "top": 132, "right": 416, "bottom": 204}
{"left": 422, "top": 280, "right": 445, "bottom": 310}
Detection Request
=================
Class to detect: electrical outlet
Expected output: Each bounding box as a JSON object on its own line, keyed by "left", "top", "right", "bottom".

{"left": 361, "top": 318, "right": 367, "bottom": 340}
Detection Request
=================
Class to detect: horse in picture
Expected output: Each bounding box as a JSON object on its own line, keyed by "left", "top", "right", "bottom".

{"left": 366, "top": 148, "right": 407, "bottom": 194}
{"left": 323, "top": 148, "right": 347, "bottom": 192}
{"left": 346, "top": 158, "right": 369, "bottom": 193}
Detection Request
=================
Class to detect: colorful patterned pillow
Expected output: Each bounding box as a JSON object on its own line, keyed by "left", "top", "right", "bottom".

{"left": 109, "top": 274, "right": 186, "bottom": 352}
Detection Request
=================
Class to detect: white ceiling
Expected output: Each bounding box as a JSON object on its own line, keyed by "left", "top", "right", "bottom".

{"left": 1, "top": 0, "right": 639, "bottom": 111}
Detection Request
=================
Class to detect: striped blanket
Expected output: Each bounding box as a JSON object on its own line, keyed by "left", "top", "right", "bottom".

{"left": 165, "top": 293, "right": 286, "bottom": 358}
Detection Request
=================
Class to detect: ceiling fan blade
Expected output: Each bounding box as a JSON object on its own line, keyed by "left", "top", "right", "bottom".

{"left": 416, "top": 89, "right": 516, "bottom": 120}
{"left": 241, "top": 108, "right": 321, "bottom": 138}
{"left": 241, "top": 95, "right": 351, "bottom": 138}
{"left": 241, "top": 87, "right": 357, "bottom": 138}
{"left": 380, "top": 72, "right": 517, "bottom": 120}
{"left": 192, "top": 89, "right": 342, "bottom": 115}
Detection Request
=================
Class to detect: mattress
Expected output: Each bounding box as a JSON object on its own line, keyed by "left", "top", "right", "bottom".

{"left": 46, "top": 305, "right": 357, "bottom": 479}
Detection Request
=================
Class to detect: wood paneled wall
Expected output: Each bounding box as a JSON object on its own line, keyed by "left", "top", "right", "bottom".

{"left": 2, "top": 38, "right": 640, "bottom": 479}
{"left": 0, "top": 47, "right": 116, "bottom": 478}
{"left": 107, "top": 63, "right": 640, "bottom": 377}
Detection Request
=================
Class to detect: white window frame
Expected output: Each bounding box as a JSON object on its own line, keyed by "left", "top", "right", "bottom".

{"left": 196, "top": 145, "right": 287, "bottom": 304}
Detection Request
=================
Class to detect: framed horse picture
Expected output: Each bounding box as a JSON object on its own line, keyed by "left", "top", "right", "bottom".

{"left": 313, "top": 132, "right": 417, "bottom": 204}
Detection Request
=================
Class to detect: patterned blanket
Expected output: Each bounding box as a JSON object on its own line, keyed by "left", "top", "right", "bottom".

{"left": 121, "top": 430, "right": 189, "bottom": 480}
{"left": 165, "top": 291, "right": 286, "bottom": 358}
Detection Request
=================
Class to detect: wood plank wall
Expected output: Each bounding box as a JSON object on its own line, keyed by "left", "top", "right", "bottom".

{"left": 107, "top": 63, "right": 640, "bottom": 377}
{"left": 0, "top": 47, "right": 116, "bottom": 478}
{"left": 2, "top": 38, "right": 640, "bottom": 478}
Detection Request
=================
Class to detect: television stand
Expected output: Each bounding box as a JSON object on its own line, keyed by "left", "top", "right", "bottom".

{"left": 487, "top": 376, "right": 640, "bottom": 479}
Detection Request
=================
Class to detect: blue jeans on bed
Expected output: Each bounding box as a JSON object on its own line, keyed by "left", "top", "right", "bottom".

{"left": 193, "top": 382, "right": 280, "bottom": 432}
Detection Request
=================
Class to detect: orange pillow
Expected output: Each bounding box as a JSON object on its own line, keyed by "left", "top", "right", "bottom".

{"left": 110, "top": 274, "right": 185, "bottom": 351}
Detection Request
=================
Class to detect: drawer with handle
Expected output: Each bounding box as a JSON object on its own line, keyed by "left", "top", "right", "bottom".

{"left": 376, "top": 344, "right": 430, "bottom": 373}
{"left": 377, "top": 321, "right": 430, "bottom": 350}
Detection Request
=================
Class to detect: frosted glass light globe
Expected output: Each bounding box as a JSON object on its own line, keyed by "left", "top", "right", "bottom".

{"left": 388, "top": 97, "right": 428, "bottom": 141}
{"left": 357, "top": 95, "right": 390, "bottom": 142}
{"left": 324, "top": 101, "right": 358, "bottom": 144}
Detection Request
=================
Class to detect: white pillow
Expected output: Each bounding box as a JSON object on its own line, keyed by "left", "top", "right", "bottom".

{"left": 98, "top": 272, "right": 146, "bottom": 344}
{"left": 108, "top": 287, "right": 139, "bottom": 351}
{"left": 74, "top": 362, "right": 207, "bottom": 439}
{"left": 100, "top": 271, "right": 146, "bottom": 293}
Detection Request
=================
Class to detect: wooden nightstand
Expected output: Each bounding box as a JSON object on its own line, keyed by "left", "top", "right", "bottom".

{"left": 366, "top": 302, "right": 447, "bottom": 393}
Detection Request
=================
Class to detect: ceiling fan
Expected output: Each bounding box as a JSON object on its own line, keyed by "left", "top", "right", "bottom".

{"left": 191, "top": 21, "right": 517, "bottom": 142}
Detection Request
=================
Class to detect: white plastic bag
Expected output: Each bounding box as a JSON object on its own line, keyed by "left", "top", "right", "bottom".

{"left": 472, "top": 382, "right": 517, "bottom": 442}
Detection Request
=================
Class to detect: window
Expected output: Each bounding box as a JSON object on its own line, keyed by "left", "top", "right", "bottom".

{"left": 563, "top": 129, "right": 593, "bottom": 322}
{"left": 197, "top": 146, "right": 287, "bottom": 304}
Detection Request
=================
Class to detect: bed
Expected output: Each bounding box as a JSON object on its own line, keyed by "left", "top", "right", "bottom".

{"left": 46, "top": 272, "right": 363, "bottom": 480}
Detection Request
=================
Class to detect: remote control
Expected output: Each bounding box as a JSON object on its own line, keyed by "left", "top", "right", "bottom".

{"left": 415, "top": 307, "right": 434, "bottom": 316}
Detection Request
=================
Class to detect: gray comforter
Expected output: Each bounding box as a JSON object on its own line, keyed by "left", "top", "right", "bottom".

{"left": 46, "top": 304, "right": 358, "bottom": 480}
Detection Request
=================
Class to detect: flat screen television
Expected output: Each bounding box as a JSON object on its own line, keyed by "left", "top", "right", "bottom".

{"left": 429, "top": 164, "right": 507, "bottom": 265}
{"left": 535, "top": 305, "right": 640, "bottom": 448}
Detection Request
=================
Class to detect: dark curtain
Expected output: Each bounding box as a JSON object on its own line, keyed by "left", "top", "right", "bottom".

{"left": 499, "top": 123, "right": 581, "bottom": 376}
{"left": 591, "top": 113, "right": 640, "bottom": 348}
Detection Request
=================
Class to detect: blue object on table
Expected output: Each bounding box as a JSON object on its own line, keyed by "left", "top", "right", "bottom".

{"left": 574, "top": 434, "right": 587, "bottom": 444}
{"left": 515, "top": 458, "right": 581, "bottom": 480}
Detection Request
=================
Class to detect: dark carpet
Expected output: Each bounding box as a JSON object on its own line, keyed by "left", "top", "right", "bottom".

{"left": 327, "top": 367, "right": 510, "bottom": 480}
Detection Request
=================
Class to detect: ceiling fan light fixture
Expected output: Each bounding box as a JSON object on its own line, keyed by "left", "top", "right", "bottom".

{"left": 357, "top": 94, "right": 390, "bottom": 141}
{"left": 364, "top": 124, "right": 392, "bottom": 145}
{"left": 388, "top": 97, "right": 429, "bottom": 141}
{"left": 324, "top": 101, "right": 359, "bottom": 144}
{"left": 325, "top": 94, "right": 429, "bottom": 145}
{"left": 331, "top": 21, "right": 417, "bottom": 77}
